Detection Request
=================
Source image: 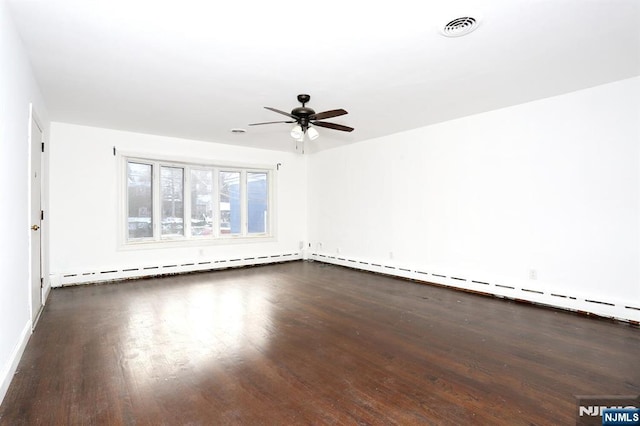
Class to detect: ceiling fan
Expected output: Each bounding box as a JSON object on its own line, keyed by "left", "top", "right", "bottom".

{"left": 248, "top": 94, "right": 354, "bottom": 141}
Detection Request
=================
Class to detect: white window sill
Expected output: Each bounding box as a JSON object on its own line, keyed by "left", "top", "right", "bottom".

{"left": 119, "top": 234, "right": 276, "bottom": 251}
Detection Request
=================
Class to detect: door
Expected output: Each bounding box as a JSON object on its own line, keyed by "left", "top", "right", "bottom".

{"left": 30, "top": 116, "right": 43, "bottom": 325}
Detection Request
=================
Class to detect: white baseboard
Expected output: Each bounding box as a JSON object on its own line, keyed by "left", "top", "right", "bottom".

{"left": 52, "top": 252, "right": 302, "bottom": 287}
{"left": 308, "top": 252, "right": 640, "bottom": 324}
{"left": 0, "top": 321, "right": 32, "bottom": 406}
{"left": 42, "top": 277, "right": 51, "bottom": 305}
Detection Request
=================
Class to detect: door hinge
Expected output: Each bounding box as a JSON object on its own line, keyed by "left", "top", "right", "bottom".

{"left": 40, "top": 277, "right": 43, "bottom": 288}
{"left": 41, "top": 210, "right": 44, "bottom": 221}
{"left": 41, "top": 142, "right": 44, "bottom": 153}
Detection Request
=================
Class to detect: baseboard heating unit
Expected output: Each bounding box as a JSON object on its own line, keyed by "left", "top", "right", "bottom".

{"left": 52, "top": 252, "right": 301, "bottom": 287}
{"left": 308, "top": 252, "right": 640, "bottom": 325}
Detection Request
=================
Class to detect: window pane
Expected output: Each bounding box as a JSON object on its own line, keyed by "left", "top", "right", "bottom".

{"left": 127, "top": 162, "right": 153, "bottom": 239}
{"left": 219, "top": 171, "right": 240, "bottom": 235}
{"left": 247, "top": 172, "right": 268, "bottom": 234}
{"left": 161, "top": 166, "right": 184, "bottom": 237}
{"left": 191, "top": 169, "right": 213, "bottom": 236}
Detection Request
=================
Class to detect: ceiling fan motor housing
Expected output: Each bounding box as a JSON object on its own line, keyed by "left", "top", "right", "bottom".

{"left": 293, "top": 96, "right": 314, "bottom": 130}
{"left": 291, "top": 107, "right": 315, "bottom": 117}
{"left": 292, "top": 106, "right": 315, "bottom": 130}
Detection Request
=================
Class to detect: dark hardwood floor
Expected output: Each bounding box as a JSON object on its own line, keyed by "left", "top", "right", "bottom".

{"left": 1, "top": 261, "right": 638, "bottom": 425}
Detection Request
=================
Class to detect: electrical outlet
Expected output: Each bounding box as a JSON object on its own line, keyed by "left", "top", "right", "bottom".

{"left": 299, "top": 241, "right": 304, "bottom": 250}
{"left": 529, "top": 269, "right": 537, "bottom": 280}
{"left": 317, "top": 242, "right": 323, "bottom": 250}
{"left": 389, "top": 251, "right": 394, "bottom": 260}
{"left": 336, "top": 248, "right": 341, "bottom": 254}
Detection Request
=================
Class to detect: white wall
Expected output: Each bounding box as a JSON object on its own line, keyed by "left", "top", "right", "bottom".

{"left": 49, "top": 123, "right": 307, "bottom": 282}
{"left": 308, "top": 77, "right": 640, "bottom": 322}
{"left": 0, "top": 0, "right": 49, "bottom": 404}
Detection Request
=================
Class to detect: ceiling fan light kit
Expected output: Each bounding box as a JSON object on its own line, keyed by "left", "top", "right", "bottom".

{"left": 290, "top": 125, "right": 304, "bottom": 139}
{"left": 249, "top": 94, "right": 354, "bottom": 144}
{"left": 307, "top": 127, "right": 320, "bottom": 141}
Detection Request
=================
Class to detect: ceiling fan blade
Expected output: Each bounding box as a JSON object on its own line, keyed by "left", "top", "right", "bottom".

{"left": 264, "top": 106, "right": 297, "bottom": 119}
{"left": 312, "top": 121, "right": 354, "bottom": 132}
{"left": 309, "top": 109, "right": 348, "bottom": 121}
{"left": 248, "top": 120, "right": 296, "bottom": 126}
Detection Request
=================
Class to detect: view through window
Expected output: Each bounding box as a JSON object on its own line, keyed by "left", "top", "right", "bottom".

{"left": 125, "top": 158, "right": 271, "bottom": 243}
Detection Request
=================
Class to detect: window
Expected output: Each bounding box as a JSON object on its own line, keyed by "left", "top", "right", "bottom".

{"left": 124, "top": 157, "right": 272, "bottom": 244}
{"left": 219, "top": 171, "right": 241, "bottom": 235}
{"left": 127, "top": 162, "right": 153, "bottom": 239}
{"left": 161, "top": 166, "right": 184, "bottom": 238}
{"left": 190, "top": 169, "right": 213, "bottom": 236}
{"left": 247, "top": 172, "right": 268, "bottom": 234}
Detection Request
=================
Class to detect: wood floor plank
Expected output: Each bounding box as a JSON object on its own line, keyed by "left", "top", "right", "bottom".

{"left": 0, "top": 261, "right": 638, "bottom": 425}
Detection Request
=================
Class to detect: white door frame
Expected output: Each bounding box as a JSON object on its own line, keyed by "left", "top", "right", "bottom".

{"left": 29, "top": 105, "right": 44, "bottom": 328}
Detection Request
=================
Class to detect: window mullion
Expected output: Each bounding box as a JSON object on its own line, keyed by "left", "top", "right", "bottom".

{"left": 241, "top": 170, "right": 247, "bottom": 236}
{"left": 266, "top": 170, "right": 271, "bottom": 235}
{"left": 184, "top": 166, "right": 192, "bottom": 238}
{"left": 213, "top": 167, "right": 220, "bottom": 238}
{"left": 152, "top": 162, "right": 161, "bottom": 240}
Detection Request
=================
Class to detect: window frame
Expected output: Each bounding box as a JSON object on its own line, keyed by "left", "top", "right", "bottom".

{"left": 119, "top": 152, "right": 275, "bottom": 249}
{"left": 125, "top": 160, "right": 155, "bottom": 242}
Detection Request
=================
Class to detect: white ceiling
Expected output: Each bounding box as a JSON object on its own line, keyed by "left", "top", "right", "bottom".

{"left": 7, "top": 0, "right": 640, "bottom": 153}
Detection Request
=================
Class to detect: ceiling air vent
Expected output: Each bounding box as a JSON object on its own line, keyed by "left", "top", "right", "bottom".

{"left": 441, "top": 16, "right": 479, "bottom": 37}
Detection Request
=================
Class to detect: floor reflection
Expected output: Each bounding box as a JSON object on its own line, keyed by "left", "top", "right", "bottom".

{"left": 121, "top": 281, "right": 273, "bottom": 387}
